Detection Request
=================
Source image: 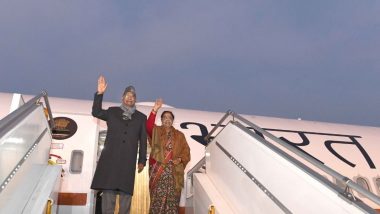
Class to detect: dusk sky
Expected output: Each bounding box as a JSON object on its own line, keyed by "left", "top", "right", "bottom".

{"left": 1, "top": 1, "right": 380, "bottom": 126}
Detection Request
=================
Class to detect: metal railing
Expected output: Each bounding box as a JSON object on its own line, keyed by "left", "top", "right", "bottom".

{"left": 187, "top": 156, "right": 205, "bottom": 182}
{"left": 201, "top": 110, "right": 380, "bottom": 207}
{"left": 0, "top": 90, "right": 54, "bottom": 138}
{"left": 0, "top": 90, "right": 55, "bottom": 195}
{"left": 186, "top": 110, "right": 234, "bottom": 182}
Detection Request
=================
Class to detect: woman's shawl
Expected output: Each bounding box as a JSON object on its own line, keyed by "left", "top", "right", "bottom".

{"left": 150, "top": 125, "right": 191, "bottom": 193}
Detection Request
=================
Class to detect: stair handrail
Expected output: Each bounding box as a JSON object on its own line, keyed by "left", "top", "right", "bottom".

{"left": 186, "top": 110, "right": 233, "bottom": 183}
{"left": 203, "top": 110, "right": 380, "bottom": 207}
{"left": 0, "top": 90, "right": 55, "bottom": 138}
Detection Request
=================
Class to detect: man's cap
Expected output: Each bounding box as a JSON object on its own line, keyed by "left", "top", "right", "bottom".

{"left": 123, "top": 85, "right": 136, "bottom": 97}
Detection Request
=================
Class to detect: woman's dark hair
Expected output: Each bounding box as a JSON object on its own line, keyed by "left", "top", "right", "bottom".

{"left": 161, "top": 111, "right": 175, "bottom": 120}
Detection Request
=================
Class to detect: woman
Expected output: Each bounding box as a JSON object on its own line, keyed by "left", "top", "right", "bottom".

{"left": 146, "top": 98, "right": 191, "bottom": 214}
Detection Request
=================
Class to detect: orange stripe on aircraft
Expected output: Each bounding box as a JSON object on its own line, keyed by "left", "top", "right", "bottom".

{"left": 58, "top": 193, "right": 87, "bottom": 205}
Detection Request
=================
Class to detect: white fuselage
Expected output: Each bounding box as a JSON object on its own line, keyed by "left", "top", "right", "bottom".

{"left": 0, "top": 92, "right": 379, "bottom": 212}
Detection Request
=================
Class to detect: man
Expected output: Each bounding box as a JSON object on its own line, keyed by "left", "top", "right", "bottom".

{"left": 91, "top": 75, "right": 147, "bottom": 214}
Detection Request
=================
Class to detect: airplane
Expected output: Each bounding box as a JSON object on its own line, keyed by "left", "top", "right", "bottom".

{"left": 0, "top": 91, "right": 379, "bottom": 213}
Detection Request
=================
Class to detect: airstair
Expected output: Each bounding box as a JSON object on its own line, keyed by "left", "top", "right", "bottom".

{"left": 0, "top": 92, "right": 62, "bottom": 214}
{"left": 186, "top": 111, "right": 380, "bottom": 214}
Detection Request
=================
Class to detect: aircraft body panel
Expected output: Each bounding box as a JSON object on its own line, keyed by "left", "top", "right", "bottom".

{"left": 0, "top": 92, "right": 379, "bottom": 211}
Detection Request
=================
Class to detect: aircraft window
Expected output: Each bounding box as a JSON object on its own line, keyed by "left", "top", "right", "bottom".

{"left": 375, "top": 177, "right": 380, "bottom": 195}
{"left": 356, "top": 177, "right": 371, "bottom": 197}
{"left": 70, "top": 150, "right": 84, "bottom": 174}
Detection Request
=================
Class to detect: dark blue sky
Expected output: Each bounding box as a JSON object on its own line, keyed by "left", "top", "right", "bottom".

{"left": 1, "top": 1, "right": 380, "bottom": 126}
